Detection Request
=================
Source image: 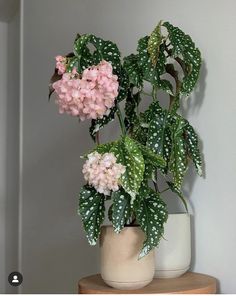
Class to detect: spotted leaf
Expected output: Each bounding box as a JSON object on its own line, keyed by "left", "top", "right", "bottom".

{"left": 89, "top": 106, "right": 117, "bottom": 141}
{"left": 169, "top": 116, "right": 188, "bottom": 189}
{"left": 78, "top": 185, "right": 105, "bottom": 245}
{"left": 74, "top": 34, "right": 121, "bottom": 75}
{"left": 112, "top": 188, "right": 131, "bottom": 233}
{"left": 185, "top": 123, "right": 202, "bottom": 176}
{"left": 134, "top": 185, "right": 168, "bottom": 259}
{"left": 117, "top": 67, "right": 129, "bottom": 102}
{"left": 123, "top": 54, "right": 143, "bottom": 87}
{"left": 167, "top": 181, "right": 188, "bottom": 212}
{"left": 134, "top": 141, "right": 166, "bottom": 169}
{"left": 148, "top": 21, "right": 162, "bottom": 65}
{"left": 137, "top": 36, "right": 173, "bottom": 95}
{"left": 147, "top": 110, "right": 172, "bottom": 173}
{"left": 163, "top": 22, "right": 202, "bottom": 97}
{"left": 124, "top": 91, "right": 141, "bottom": 130}
{"left": 110, "top": 137, "right": 145, "bottom": 201}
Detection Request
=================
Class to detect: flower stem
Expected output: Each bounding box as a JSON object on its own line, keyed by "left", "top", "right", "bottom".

{"left": 117, "top": 104, "right": 126, "bottom": 136}
{"left": 160, "top": 187, "right": 170, "bottom": 194}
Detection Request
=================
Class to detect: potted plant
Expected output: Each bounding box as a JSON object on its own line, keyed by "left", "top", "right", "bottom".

{"left": 49, "top": 20, "right": 202, "bottom": 289}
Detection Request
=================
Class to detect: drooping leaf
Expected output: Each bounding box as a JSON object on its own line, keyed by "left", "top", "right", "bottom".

{"left": 78, "top": 185, "right": 105, "bottom": 245}
{"left": 110, "top": 136, "right": 145, "bottom": 201}
{"left": 147, "top": 109, "right": 172, "bottom": 173}
{"left": 148, "top": 21, "right": 162, "bottom": 65}
{"left": 74, "top": 34, "right": 121, "bottom": 74}
{"left": 124, "top": 91, "right": 141, "bottom": 129}
{"left": 116, "top": 67, "right": 129, "bottom": 102}
{"left": 169, "top": 116, "right": 188, "bottom": 188}
{"left": 185, "top": 123, "right": 202, "bottom": 176}
{"left": 89, "top": 106, "right": 117, "bottom": 140}
{"left": 167, "top": 181, "right": 188, "bottom": 212}
{"left": 123, "top": 54, "right": 143, "bottom": 87}
{"left": 134, "top": 185, "right": 168, "bottom": 259}
{"left": 163, "top": 22, "right": 202, "bottom": 97}
{"left": 112, "top": 188, "right": 131, "bottom": 233}
{"left": 137, "top": 36, "right": 173, "bottom": 95}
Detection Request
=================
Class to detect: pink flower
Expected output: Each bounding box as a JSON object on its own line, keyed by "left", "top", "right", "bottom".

{"left": 82, "top": 152, "right": 126, "bottom": 195}
{"left": 55, "top": 55, "right": 67, "bottom": 74}
{"left": 52, "top": 60, "right": 119, "bottom": 120}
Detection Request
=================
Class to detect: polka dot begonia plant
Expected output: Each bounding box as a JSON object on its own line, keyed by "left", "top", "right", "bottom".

{"left": 49, "top": 21, "right": 203, "bottom": 259}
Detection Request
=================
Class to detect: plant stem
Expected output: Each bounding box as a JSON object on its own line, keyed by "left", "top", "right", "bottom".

{"left": 95, "top": 132, "right": 100, "bottom": 145}
{"left": 152, "top": 86, "right": 157, "bottom": 101}
{"left": 160, "top": 187, "right": 170, "bottom": 194}
{"left": 117, "top": 104, "right": 126, "bottom": 136}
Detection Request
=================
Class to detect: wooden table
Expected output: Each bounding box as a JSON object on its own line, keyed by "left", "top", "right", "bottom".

{"left": 78, "top": 272, "right": 217, "bottom": 294}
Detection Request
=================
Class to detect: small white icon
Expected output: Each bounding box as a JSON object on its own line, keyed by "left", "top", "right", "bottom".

{"left": 12, "top": 275, "right": 19, "bottom": 283}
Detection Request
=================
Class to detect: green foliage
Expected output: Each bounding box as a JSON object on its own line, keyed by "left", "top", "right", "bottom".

{"left": 112, "top": 188, "right": 131, "bottom": 233}
{"left": 78, "top": 185, "right": 105, "bottom": 245}
{"left": 163, "top": 22, "right": 202, "bottom": 97}
{"left": 110, "top": 136, "right": 145, "bottom": 201}
{"left": 134, "top": 185, "right": 168, "bottom": 259}
{"left": 50, "top": 20, "right": 203, "bottom": 258}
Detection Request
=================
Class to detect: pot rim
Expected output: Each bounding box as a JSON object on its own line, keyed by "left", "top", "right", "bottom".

{"left": 101, "top": 225, "right": 140, "bottom": 229}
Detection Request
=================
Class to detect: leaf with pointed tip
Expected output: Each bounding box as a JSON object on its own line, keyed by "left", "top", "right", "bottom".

{"left": 123, "top": 54, "right": 143, "bottom": 87}
{"left": 48, "top": 69, "right": 62, "bottom": 100}
{"left": 163, "top": 22, "right": 202, "bottom": 97}
{"left": 167, "top": 181, "right": 188, "bottom": 212}
{"left": 110, "top": 137, "right": 145, "bottom": 201}
{"left": 78, "top": 185, "right": 105, "bottom": 245}
{"left": 148, "top": 21, "right": 162, "bottom": 65}
{"left": 185, "top": 123, "right": 202, "bottom": 176}
{"left": 169, "top": 116, "right": 188, "bottom": 188}
{"left": 112, "top": 188, "right": 131, "bottom": 233}
{"left": 147, "top": 109, "right": 172, "bottom": 173}
{"left": 137, "top": 36, "right": 173, "bottom": 95}
{"left": 134, "top": 185, "right": 168, "bottom": 259}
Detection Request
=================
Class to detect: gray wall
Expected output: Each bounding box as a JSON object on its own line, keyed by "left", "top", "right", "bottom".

{"left": 20, "top": 0, "right": 236, "bottom": 293}
{"left": 0, "top": 20, "right": 8, "bottom": 293}
{"left": 0, "top": 9, "right": 20, "bottom": 293}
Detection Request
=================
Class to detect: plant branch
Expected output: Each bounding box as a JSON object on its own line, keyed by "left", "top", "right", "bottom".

{"left": 95, "top": 132, "right": 100, "bottom": 145}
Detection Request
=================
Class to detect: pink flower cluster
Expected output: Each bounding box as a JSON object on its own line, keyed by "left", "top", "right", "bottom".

{"left": 82, "top": 152, "right": 126, "bottom": 195}
{"left": 55, "top": 55, "right": 67, "bottom": 74}
{"left": 52, "top": 60, "right": 119, "bottom": 120}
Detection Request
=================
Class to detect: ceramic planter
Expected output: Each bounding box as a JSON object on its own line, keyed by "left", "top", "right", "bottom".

{"left": 100, "top": 225, "right": 155, "bottom": 290}
{"left": 155, "top": 213, "right": 191, "bottom": 278}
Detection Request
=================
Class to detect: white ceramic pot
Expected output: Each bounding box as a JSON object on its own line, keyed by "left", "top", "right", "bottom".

{"left": 100, "top": 225, "right": 155, "bottom": 290}
{"left": 155, "top": 213, "right": 191, "bottom": 278}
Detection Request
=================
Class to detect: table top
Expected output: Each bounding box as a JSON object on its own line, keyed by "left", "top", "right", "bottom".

{"left": 78, "top": 272, "right": 217, "bottom": 294}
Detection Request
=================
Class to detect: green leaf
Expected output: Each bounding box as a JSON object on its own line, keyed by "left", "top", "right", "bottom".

{"left": 148, "top": 21, "right": 162, "bottom": 66}
{"left": 163, "top": 22, "right": 202, "bottom": 97}
{"left": 169, "top": 116, "right": 188, "bottom": 188}
{"left": 89, "top": 106, "right": 117, "bottom": 140}
{"left": 117, "top": 67, "right": 129, "bottom": 102}
{"left": 135, "top": 141, "right": 166, "bottom": 169}
{"left": 137, "top": 36, "right": 173, "bottom": 95}
{"left": 167, "top": 181, "right": 188, "bottom": 212}
{"left": 185, "top": 123, "right": 202, "bottom": 176}
{"left": 134, "top": 185, "right": 168, "bottom": 259}
{"left": 74, "top": 34, "right": 121, "bottom": 74}
{"left": 124, "top": 91, "right": 141, "bottom": 130}
{"left": 112, "top": 188, "right": 131, "bottom": 233}
{"left": 123, "top": 54, "right": 143, "bottom": 87}
{"left": 78, "top": 185, "right": 105, "bottom": 245}
{"left": 147, "top": 109, "right": 172, "bottom": 173}
{"left": 110, "top": 137, "right": 145, "bottom": 201}
{"left": 108, "top": 204, "right": 113, "bottom": 222}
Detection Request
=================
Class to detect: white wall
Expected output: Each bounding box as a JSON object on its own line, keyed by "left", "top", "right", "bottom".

{"left": 0, "top": 20, "right": 8, "bottom": 293}
{"left": 20, "top": 0, "right": 236, "bottom": 293}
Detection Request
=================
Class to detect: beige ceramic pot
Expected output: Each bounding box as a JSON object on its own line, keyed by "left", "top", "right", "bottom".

{"left": 100, "top": 225, "right": 155, "bottom": 290}
{"left": 155, "top": 213, "right": 191, "bottom": 278}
